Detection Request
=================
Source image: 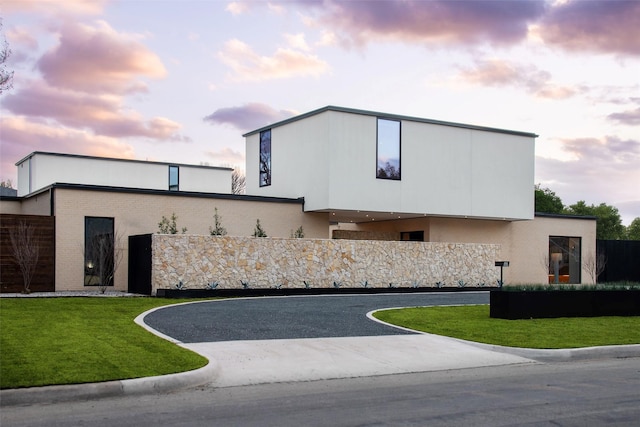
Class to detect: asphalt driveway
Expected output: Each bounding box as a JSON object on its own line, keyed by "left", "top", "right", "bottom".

{"left": 144, "top": 292, "right": 489, "bottom": 343}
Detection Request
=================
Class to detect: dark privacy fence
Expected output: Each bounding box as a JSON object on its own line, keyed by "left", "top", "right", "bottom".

{"left": 597, "top": 239, "right": 640, "bottom": 283}
{"left": 0, "top": 214, "right": 55, "bottom": 293}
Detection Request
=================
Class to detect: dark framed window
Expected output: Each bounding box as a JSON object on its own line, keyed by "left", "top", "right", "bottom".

{"left": 259, "top": 129, "right": 272, "bottom": 187}
{"left": 84, "top": 217, "right": 115, "bottom": 287}
{"left": 169, "top": 165, "right": 179, "bottom": 191}
{"left": 376, "top": 118, "right": 401, "bottom": 180}
{"left": 549, "top": 236, "right": 581, "bottom": 284}
{"left": 401, "top": 231, "right": 424, "bottom": 241}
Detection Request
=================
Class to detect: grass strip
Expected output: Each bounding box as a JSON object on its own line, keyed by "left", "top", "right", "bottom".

{"left": 0, "top": 298, "right": 208, "bottom": 389}
{"left": 373, "top": 305, "right": 640, "bottom": 349}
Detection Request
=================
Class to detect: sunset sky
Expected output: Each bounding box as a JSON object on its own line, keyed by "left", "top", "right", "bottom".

{"left": 1, "top": 0, "right": 638, "bottom": 224}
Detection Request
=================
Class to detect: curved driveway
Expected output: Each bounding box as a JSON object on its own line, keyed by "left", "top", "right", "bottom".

{"left": 144, "top": 292, "right": 489, "bottom": 343}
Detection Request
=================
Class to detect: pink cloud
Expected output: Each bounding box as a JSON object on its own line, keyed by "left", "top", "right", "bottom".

{"left": 37, "top": 20, "right": 166, "bottom": 94}
{"left": 0, "top": 116, "right": 136, "bottom": 182}
{"left": 301, "top": 0, "right": 546, "bottom": 47}
{"left": 3, "top": 81, "right": 188, "bottom": 141}
{"left": 458, "top": 59, "right": 579, "bottom": 99}
{"left": 540, "top": 0, "right": 640, "bottom": 56}
{"left": 203, "top": 102, "right": 297, "bottom": 131}
{"left": 2, "top": 0, "right": 108, "bottom": 16}
{"left": 217, "top": 38, "right": 329, "bottom": 82}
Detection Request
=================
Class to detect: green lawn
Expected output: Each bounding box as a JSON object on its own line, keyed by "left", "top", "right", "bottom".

{"left": 374, "top": 305, "right": 640, "bottom": 349}
{"left": 0, "top": 298, "right": 208, "bottom": 389}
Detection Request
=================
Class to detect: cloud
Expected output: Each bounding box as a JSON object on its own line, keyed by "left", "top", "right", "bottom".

{"left": 536, "top": 136, "right": 640, "bottom": 221}
{"left": 203, "top": 102, "right": 297, "bottom": 131}
{"left": 0, "top": 116, "right": 136, "bottom": 181}
{"left": 37, "top": 20, "right": 166, "bottom": 94}
{"left": 457, "top": 59, "right": 579, "bottom": 99}
{"left": 608, "top": 107, "right": 640, "bottom": 126}
{"left": 284, "top": 33, "right": 311, "bottom": 51}
{"left": 217, "top": 38, "right": 329, "bottom": 81}
{"left": 6, "top": 26, "right": 39, "bottom": 51}
{"left": 225, "top": 1, "right": 250, "bottom": 15}
{"left": 300, "top": 0, "right": 547, "bottom": 47}
{"left": 3, "top": 81, "right": 188, "bottom": 141}
{"left": 2, "top": 0, "right": 108, "bottom": 15}
{"left": 539, "top": 0, "right": 640, "bottom": 56}
{"left": 205, "top": 147, "right": 246, "bottom": 167}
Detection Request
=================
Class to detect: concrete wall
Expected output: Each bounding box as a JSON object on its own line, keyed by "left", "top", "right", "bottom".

{"left": 151, "top": 235, "right": 500, "bottom": 294}
{"left": 16, "top": 152, "right": 232, "bottom": 196}
{"left": 246, "top": 108, "right": 535, "bottom": 220}
{"left": 51, "top": 188, "right": 329, "bottom": 291}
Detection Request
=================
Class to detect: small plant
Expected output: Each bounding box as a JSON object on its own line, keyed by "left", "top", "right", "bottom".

{"left": 272, "top": 283, "right": 283, "bottom": 289}
{"left": 205, "top": 281, "right": 219, "bottom": 290}
{"left": 303, "top": 280, "right": 311, "bottom": 289}
{"left": 241, "top": 280, "right": 250, "bottom": 289}
{"left": 209, "top": 208, "right": 227, "bottom": 236}
{"left": 388, "top": 282, "right": 395, "bottom": 289}
{"left": 412, "top": 280, "right": 420, "bottom": 289}
{"left": 253, "top": 219, "right": 267, "bottom": 237}
{"left": 333, "top": 281, "right": 342, "bottom": 288}
{"left": 436, "top": 281, "right": 445, "bottom": 288}
{"left": 290, "top": 226, "right": 305, "bottom": 238}
{"left": 174, "top": 280, "right": 186, "bottom": 290}
{"left": 496, "top": 279, "right": 504, "bottom": 288}
{"left": 477, "top": 282, "right": 486, "bottom": 287}
{"left": 361, "top": 280, "right": 371, "bottom": 288}
{"left": 158, "top": 213, "right": 187, "bottom": 234}
{"left": 457, "top": 280, "right": 466, "bottom": 288}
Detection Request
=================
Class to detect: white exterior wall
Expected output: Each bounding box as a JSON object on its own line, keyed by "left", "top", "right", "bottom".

{"left": 16, "top": 153, "right": 232, "bottom": 196}
{"left": 246, "top": 109, "right": 535, "bottom": 220}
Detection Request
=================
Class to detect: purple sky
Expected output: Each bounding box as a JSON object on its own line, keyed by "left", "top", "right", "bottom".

{"left": 1, "top": 0, "right": 638, "bottom": 223}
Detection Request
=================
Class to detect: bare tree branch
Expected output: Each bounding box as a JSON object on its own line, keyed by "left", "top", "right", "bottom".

{"left": 9, "top": 221, "right": 39, "bottom": 293}
{"left": 84, "top": 230, "right": 123, "bottom": 293}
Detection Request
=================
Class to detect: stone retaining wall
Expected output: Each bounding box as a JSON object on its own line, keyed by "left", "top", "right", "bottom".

{"left": 151, "top": 235, "right": 500, "bottom": 294}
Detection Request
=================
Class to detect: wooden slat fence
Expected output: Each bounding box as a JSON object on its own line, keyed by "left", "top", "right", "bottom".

{"left": 0, "top": 214, "right": 55, "bottom": 293}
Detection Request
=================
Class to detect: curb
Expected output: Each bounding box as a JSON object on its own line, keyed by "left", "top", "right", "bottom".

{"left": 1, "top": 304, "right": 220, "bottom": 407}
{"left": 0, "top": 357, "right": 218, "bottom": 406}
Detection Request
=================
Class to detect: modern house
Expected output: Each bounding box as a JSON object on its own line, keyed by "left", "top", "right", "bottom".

{"left": 0, "top": 106, "right": 596, "bottom": 293}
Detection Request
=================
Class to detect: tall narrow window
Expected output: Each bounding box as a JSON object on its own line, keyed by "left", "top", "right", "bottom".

{"left": 259, "top": 129, "right": 271, "bottom": 187}
{"left": 549, "top": 236, "right": 581, "bottom": 284}
{"left": 377, "top": 118, "right": 401, "bottom": 180}
{"left": 169, "top": 165, "right": 179, "bottom": 191}
{"left": 84, "top": 217, "right": 115, "bottom": 287}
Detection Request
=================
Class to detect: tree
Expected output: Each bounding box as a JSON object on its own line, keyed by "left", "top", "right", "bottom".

{"left": 232, "top": 169, "right": 246, "bottom": 194}
{"left": 253, "top": 219, "right": 267, "bottom": 237}
{"left": 1, "top": 18, "right": 14, "bottom": 95}
{"left": 583, "top": 250, "right": 606, "bottom": 284}
{"left": 534, "top": 184, "right": 564, "bottom": 214}
{"left": 85, "top": 230, "right": 123, "bottom": 294}
{"left": 209, "top": 207, "right": 227, "bottom": 236}
{"left": 565, "top": 201, "right": 625, "bottom": 240}
{"left": 9, "top": 220, "right": 39, "bottom": 293}
{"left": 158, "top": 213, "right": 187, "bottom": 234}
{"left": 626, "top": 217, "right": 640, "bottom": 240}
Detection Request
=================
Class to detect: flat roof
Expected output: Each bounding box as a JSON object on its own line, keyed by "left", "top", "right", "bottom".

{"left": 243, "top": 105, "right": 539, "bottom": 138}
{"left": 15, "top": 151, "right": 233, "bottom": 171}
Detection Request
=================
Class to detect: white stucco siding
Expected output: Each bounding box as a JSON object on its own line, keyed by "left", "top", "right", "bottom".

{"left": 16, "top": 153, "right": 232, "bottom": 196}
{"left": 179, "top": 167, "right": 231, "bottom": 193}
{"left": 244, "top": 107, "right": 536, "bottom": 220}
{"left": 400, "top": 121, "right": 473, "bottom": 216}
{"left": 470, "top": 131, "right": 534, "bottom": 219}
{"left": 246, "top": 112, "right": 331, "bottom": 208}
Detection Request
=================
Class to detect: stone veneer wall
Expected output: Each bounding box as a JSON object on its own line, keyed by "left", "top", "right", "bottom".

{"left": 151, "top": 235, "right": 500, "bottom": 294}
